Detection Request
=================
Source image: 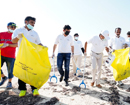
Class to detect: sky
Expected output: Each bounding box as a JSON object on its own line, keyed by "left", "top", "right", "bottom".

{"left": 0, "top": 0, "right": 130, "bottom": 56}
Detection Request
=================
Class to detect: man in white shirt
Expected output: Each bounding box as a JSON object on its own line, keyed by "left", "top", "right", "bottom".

{"left": 12, "top": 16, "right": 43, "bottom": 97}
{"left": 52, "top": 25, "right": 74, "bottom": 86}
{"left": 109, "top": 27, "right": 125, "bottom": 86}
{"left": 125, "top": 31, "right": 130, "bottom": 47}
{"left": 72, "top": 33, "right": 84, "bottom": 76}
{"left": 84, "top": 30, "right": 110, "bottom": 88}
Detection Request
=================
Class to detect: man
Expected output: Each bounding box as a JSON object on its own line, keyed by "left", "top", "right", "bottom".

{"left": 125, "top": 31, "right": 130, "bottom": 48}
{"left": 84, "top": 30, "right": 110, "bottom": 88}
{"left": 52, "top": 25, "right": 74, "bottom": 86}
{"left": 12, "top": 16, "right": 43, "bottom": 97}
{"left": 72, "top": 33, "right": 84, "bottom": 76}
{"left": 109, "top": 27, "right": 125, "bottom": 86}
{"left": 0, "top": 22, "right": 17, "bottom": 89}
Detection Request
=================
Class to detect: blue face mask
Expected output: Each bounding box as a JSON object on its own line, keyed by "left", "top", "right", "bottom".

{"left": 128, "top": 38, "right": 130, "bottom": 41}
{"left": 27, "top": 24, "right": 34, "bottom": 30}
{"left": 9, "top": 29, "right": 14, "bottom": 33}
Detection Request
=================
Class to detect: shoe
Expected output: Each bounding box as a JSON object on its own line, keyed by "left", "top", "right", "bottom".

{"left": 116, "top": 81, "right": 124, "bottom": 86}
{"left": 0, "top": 77, "right": 8, "bottom": 86}
{"left": 33, "top": 89, "right": 39, "bottom": 96}
{"left": 65, "top": 80, "right": 69, "bottom": 86}
{"left": 19, "top": 90, "right": 26, "bottom": 97}
{"left": 60, "top": 76, "right": 63, "bottom": 82}
{"left": 74, "top": 73, "right": 76, "bottom": 76}
{"left": 91, "top": 82, "right": 94, "bottom": 87}
{"left": 6, "top": 82, "right": 12, "bottom": 89}
{"left": 96, "top": 84, "right": 102, "bottom": 88}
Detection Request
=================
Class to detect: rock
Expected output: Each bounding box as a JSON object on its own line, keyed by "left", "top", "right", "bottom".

{"left": 44, "top": 97, "right": 59, "bottom": 105}
{"left": 123, "top": 96, "right": 130, "bottom": 103}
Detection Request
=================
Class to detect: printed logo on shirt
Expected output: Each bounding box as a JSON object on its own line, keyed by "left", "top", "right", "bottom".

{"left": 0, "top": 39, "right": 11, "bottom": 42}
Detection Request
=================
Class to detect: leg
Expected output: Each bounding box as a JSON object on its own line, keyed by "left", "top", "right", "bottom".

{"left": 91, "top": 53, "right": 97, "bottom": 84}
{"left": 30, "top": 85, "right": 37, "bottom": 91}
{"left": 64, "top": 53, "right": 71, "bottom": 81}
{"left": 1, "top": 56, "right": 5, "bottom": 78}
{"left": 18, "top": 79, "right": 27, "bottom": 90}
{"left": 76, "top": 55, "right": 82, "bottom": 75}
{"left": 96, "top": 54, "right": 103, "bottom": 85}
{"left": 57, "top": 53, "right": 64, "bottom": 81}
{"left": 72, "top": 55, "right": 77, "bottom": 74}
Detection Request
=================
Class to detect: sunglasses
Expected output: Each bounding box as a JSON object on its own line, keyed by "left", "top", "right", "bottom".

{"left": 10, "top": 26, "right": 16, "bottom": 28}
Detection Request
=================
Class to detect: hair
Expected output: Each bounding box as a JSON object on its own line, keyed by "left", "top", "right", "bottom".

{"left": 74, "top": 33, "right": 79, "bottom": 36}
{"left": 127, "top": 31, "right": 130, "bottom": 35}
{"left": 115, "top": 27, "right": 121, "bottom": 32}
{"left": 25, "top": 16, "right": 36, "bottom": 22}
{"left": 63, "top": 25, "right": 71, "bottom": 30}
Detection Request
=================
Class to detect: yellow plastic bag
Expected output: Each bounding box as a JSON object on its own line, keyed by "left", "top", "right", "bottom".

{"left": 13, "top": 34, "right": 51, "bottom": 89}
{"left": 111, "top": 48, "right": 130, "bottom": 81}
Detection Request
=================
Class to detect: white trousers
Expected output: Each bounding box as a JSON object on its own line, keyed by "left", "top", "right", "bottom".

{"left": 72, "top": 55, "right": 82, "bottom": 75}
{"left": 90, "top": 51, "right": 103, "bottom": 85}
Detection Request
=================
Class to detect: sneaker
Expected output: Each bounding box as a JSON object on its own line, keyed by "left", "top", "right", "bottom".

{"left": 0, "top": 77, "right": 8, "bottom": 86}
{"left": 116, "top": 81, "right": 124, "bottom": 86}
{"left": 33, "top": 89, "right": 39, "bottom": 96}
{"left": 6, "top": 82, "right": 12, "bottom": 89}
{"left": 65, "top": 80, "right": 69, "bottom": 86}
{"left": 74, "top": 73, "right": 76, "bottom": 76}
{"left": 19, "top": 90, "right": 26, "bottom": 97}
{"left": 96, "top": 84, "right": 102, "bottom": 88}
{"left": 60, "top": 76, "right": 63, "bottom": 82}
{"left": 91, "top": 82, "right": 94, "bottom": 87}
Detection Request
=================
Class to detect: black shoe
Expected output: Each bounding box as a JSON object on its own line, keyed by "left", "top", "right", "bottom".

{"left": 74, "top": 73, "right": 76, "bottom": 76}
{"left": 65, "top": 80, "right": 69, "bottom": 86}
{"left": 60, "top": 76, "right": 63, "bottom": 82}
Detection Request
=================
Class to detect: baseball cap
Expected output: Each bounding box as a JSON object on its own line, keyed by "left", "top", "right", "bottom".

{"left": 100, "top": 30, "right": 110, "bottom": 40}
{"left": 7, "top": 22, "right": 16, "bottom": 27}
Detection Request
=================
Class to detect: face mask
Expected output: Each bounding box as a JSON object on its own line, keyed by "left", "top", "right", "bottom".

{"left": 65, "top": 31, "right": 70, "bottom": 35}
{"left": 27, "top": 24, "right": 34, "bottom": 30}
{"left": 75, "top": 37, "right": 79, "bottom": 40}
{"left": 128, "top": 37, "right": 130, "bottom": 41}
{"left": 102, "top": 38, "right": 106, "bottom": 41}
{"left": 9, "top": 29, "right": 14, "bottom": 33}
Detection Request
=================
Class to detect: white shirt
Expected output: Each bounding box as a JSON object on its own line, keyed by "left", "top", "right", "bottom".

{"left": 74, "top": 40, "right": 83, "bottom": 55}
{"left": 125, "top": 38, "right": 130, "bottom": 47}
{"left": 88, "top": 36, "right": 108, "bottom": 53}
{"left": 55, "top": 34, "right": 74, "bottom": 53}
{"left": 12, "top": 27, "right": 41, "bottom": 47}
{"left": 109, "top": 36, "right": 125, "bottom": 50}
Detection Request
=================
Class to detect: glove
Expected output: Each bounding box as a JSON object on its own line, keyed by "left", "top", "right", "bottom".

{"left": 17, "top": 34, "right": 23, "bottom": 39}
{"left": 52, "top": 53, "right": 55, "bottom": 58}
{"left": 1, "top": 43, "right": 9, "bottom": 48}
{"left": 84, "top": 52, "right": 87, "bottom": 56}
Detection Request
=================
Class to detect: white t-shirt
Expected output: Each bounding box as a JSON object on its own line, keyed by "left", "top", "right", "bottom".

{"left": 12, "top": 27, "right": 41, "bottom": 47}
{"left": 74, "top": 40, "right": 83, "bottom": 55}
{"left": 55, "top": 34, "right": 74, "bottom": 53}
{"left": 88, "top": 36, "right": 108, "bottom": 53}
{"left": 109, "top": 36, "right": 125, "bottom": 50}
{"left": 125, "top": 39, "right": 130, "bottom": 47}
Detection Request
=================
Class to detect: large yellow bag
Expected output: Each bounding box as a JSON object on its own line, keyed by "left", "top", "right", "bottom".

{"left": 111, "top": 48, "right": 130, "bottom": 81}
{"left": 13, "top": 35, "right": 51, "bottom": 89}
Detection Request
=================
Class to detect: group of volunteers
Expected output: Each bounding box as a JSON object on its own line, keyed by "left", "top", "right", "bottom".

{"left": 0, "top": 16, "right": 130, "bottom": 97}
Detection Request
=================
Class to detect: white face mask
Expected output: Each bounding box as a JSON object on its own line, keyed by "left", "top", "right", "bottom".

{"left": 75, "top": 37, "right": 79, "bottom": 40}
{"left": 128, "top": 37, "right": 130, "bottom": 41}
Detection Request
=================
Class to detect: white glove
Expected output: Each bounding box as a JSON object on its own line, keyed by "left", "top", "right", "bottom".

{"left": 17, "top": 34, "right": 23, "bottom": 39}
{"left": 84, "top": 52, "right": 87, "bottom": 56}
{"left": 52, "top": 53, "right": 55, "bottom": 58}
{"left": 1, "top": 43, "right": 9, "bottom": 48}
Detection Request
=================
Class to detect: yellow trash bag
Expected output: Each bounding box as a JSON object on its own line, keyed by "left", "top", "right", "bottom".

{"left": 0, "top": 44, "right": 4, "bottom": 81}
{"left": 111, "top": 48, "right": 130, "bottom": 81}
{"left": 13, "top": 34, "right": 51, "bottom": 89}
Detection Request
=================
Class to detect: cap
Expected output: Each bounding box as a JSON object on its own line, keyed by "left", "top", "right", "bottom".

{"left": 7, "top": 22, "right": 16, "bottom": 26}
{"left": 100, "top": 30, "right": 110, "bottom": 40}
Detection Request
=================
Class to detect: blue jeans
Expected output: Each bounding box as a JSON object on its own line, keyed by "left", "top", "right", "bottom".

{"left": 57, "top": 53, "right": 71, "bottom": 81}
{"left": 1, "top": 56, "right": 15, "bottom": 79}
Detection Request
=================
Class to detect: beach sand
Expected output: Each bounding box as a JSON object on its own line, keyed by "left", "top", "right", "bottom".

{"left": 0, "top": 56, "right": 130, "bottom": 105}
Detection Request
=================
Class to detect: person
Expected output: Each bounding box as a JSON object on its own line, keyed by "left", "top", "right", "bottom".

{"left": 109, "top": 27, "right": 125, "bottom": 86}
{"left": 72, "top": 33, "right": 84, "bottom": 76}
{"left": 52, "top": 25, "right": 74, "bottom": 86}
{"left": 125, "top": 31, "right": 130, "bottom": 48}
{"left": 0, "top": 22, "right": 17, "bottom": 89}
{"left": 84, "top": 30, "right": 110, "bottom": 88}
{"left": 12, "top": 16, "right": 43, "bottom": 97}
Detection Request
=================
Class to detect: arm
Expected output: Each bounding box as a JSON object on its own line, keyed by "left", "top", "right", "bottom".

{"left": 12, "top": 37, "right": 19, "bottom": 43}
{"left": 71, "top": 46, "right": 74, "bottom": 54}
{"left": 53, "top": 44, "right": 57, "bottom": 54}
{"left": 84, "top": 41, "right": 88, "bottom": 53}
{"left": 9, "top": 43, "right": 18, "bottom": 47}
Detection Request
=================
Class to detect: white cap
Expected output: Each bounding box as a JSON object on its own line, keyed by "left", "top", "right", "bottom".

{"left": 100, "top": 30, "right": 110, "bottom": 40}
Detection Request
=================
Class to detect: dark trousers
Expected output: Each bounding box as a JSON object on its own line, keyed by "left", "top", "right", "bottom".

{"left": 57, "top": 53, "right": 71, "bottom": 81}
{"left": 18, "top": 79, "right": 36, "bottom": 91}
{"left": 1, "top": 56, "right": 15, "bottom": 79}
